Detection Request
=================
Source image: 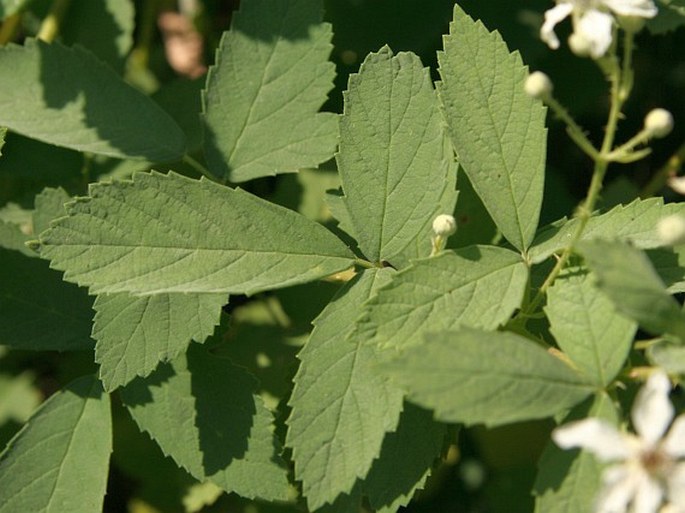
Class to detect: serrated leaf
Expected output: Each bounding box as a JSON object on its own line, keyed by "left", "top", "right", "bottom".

{"left": 0, "top": 39, "right": 185, "bottom": 161}
{"left": 93, "top": 292, "right": 226, "bottom": 391}
{"left": 358, "top": 246, "right": 528, "bottom": 350}
{"left": 337, "top": 46, "right": 453, "bottom": 263}
{"left": 202, "top": 0, "right": 337, "bottom": 183}
{"left": 61, "top": 0, "right": 134, "bottom": 72}
{"left": 534, "top": 393, "right": 619, "bottom": 513}
{"left": 0, "top": 375, "right": 111, "bottom": 513}
{"left": 39, "top": 171, "right": 355, "bottom": 295}
{"left": 579, "top": 240, "right": 685, "bottom": 341}
{"left": 287, "top": 268, "right": 404, "bottom": 510}
{"left": 383, "top": 328, "right": 593, "bottom": 427}
{"left": 0, "top": 248, "right": 93, "bottom": 351}
{"left": 437, "top": 5, "right": 546, "bottom": 251}
{"left": 33, "top": 187, "right": 70, "bottom": 235}
{"left": 121, "top": 345, "right": 291, "bottom": 501}
{"left": 364, "top": 403, "right": 446, "bottom": 512}
{"left": 546, "top": 267, "right": 637, "bottom": 387}
{"left": 530, "top": 198, "right": 685, "bottom": 264}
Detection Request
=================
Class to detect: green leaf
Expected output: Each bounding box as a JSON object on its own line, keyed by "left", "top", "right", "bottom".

{"left": 648, "top": 246, "right": 685, "bottom": 293}
{"left": 337, "top": 46, "right": 454, "bottom": 263}
{"left": 39, "top": 171, "right": 355, "bottom": 295}
{"left": 530, "top": 198, "right": 685, "bottom": 264}
{"left": 534, "top": 392, "right": 619, "bottom": 513}
{"left": 0, "top": 221, "right": 31, "bottom": 255}
{"left": 32, "top": 187, "right": 70, "bottom": 235}
{"left": 358, "top": 246, "right": 528, "bottom": 350}
{"left": 647, "top": 340, "right": 685, "bottom": 373}
{"left": 287, "top": 269, "right": 403, "bottom": 510}
{"left": 0, "top": 372, "right": 42, "bottom": 424}
{"left": 60, "top": 0, "right": 134, "bottom": 73}
{"left": 121, "top": 345, "right": 291, "bottom": 501}
{"left": 0, "top": 375, "right": 112, "bottom": 513}
{"left": 364, "top": 403, "right": 446, "bottom": 512}
{"left": 202, "top": 0, "right": 338, "bottom": 183}
{"left": 383, "top": 328, "right": 593, "bottom": 427}
{"left": 546, "top": 267, "right": 637, "bottom": 387}
{"left": 93, "top": 292, "right": 226, "bottom": 391}
{"left": 0, "top": 248, "right": 93, "bottom": 351}
{"left": 648, "top": 0, "right": 685, "bottom": 33}
{"left": 437, "top": 5, "right": 546, "bottom": 251}
{"left": 0, "top": 39, "right": 186, "bottom": 161}
{"left": 579, "top": 240, "right": 685, "bottom": 341}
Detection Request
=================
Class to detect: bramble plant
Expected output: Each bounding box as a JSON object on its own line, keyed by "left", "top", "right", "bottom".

{"left": 0, "top": 0, "right": 685, "bottom": 512}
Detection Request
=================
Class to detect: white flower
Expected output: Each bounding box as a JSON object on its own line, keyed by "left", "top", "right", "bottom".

{"left": 553, "top": 372, "right": 685, "bottom": 513}
{"left": 541, "top": 0, "right": 658, "bottom": 59}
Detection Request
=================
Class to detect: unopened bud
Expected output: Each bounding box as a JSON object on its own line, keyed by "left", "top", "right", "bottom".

{"left": 668, "top": 176, "right": 685, "bottom": 195}
{"left": 432, "top": 214, "right": 457, "bottom": 237}
{"left": 644, "top": 109, "right": 674, "bottom": 139}
{"left": 524, "top": 71, "right": 553, "bottom": 100}
{"left": 657, "top": 214, "right": 685, "bottom": 246}
{"left": 568, "top": 33, "right": 593, "bottom": 58}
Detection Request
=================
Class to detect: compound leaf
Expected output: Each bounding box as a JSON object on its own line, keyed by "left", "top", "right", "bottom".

{"left": 39, "top": 171, "right": 355, "bottom": 295}
{"left": 546, "top": 268, "right": 637, "bottom": 387}
{"left": 0, "top": 39, "right": 185, "bottom": 161}
{"left": 530, "top": 198, "right": 685, "bottom": 264}
{"left": 121, "top": 345, "right": 291, "bottom": 501}
{"left": 358, "top": 246, "right": 528, "bottom": 350}
{"left": 93, "top": 292, "right": 226, "bottom": 391}
{"left": 382, "top": 328, "right": 593, "bottom": 427}
{"left": 202, "top": 0, "right": 337, "bottom": 183}
{"left": 579, "top": 240, "right": 685, "bottom": 341}
{"left": 337, "top": 46, "right": 453, "bottom": 263}
{"left": 0, "top": 375, "right": 111, "bottom": 513}
{"left": 437, "top": 5, "right": 546, "bottom": 251}
{"left": 287, "top": 268, "right": 403, "bottom": 510}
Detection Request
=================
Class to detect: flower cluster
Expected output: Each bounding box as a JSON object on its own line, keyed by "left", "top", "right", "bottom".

{"left": 541, "top": 0, "right": 658, "bottom": 58}
{"left": 553, "top": 372, "right": 685, "bottom": 513}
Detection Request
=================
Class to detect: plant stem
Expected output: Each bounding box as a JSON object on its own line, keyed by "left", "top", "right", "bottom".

{"left": 182, "top": 154, "right": 215, "bottom": 180}
{"left": 37, "top": 0, "right": 71, "bottom": 43}
{"left": 520, "top": 40, "right": 628, "bottom": 318}
{"left": 640, "top": 140, "right": 685, "bottom": 198}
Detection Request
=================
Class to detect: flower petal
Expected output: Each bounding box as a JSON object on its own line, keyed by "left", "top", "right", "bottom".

{"left": 553, "top": 418, "right": 633, "bottom": 461}
{"left": 597, "top": 465, "right": 640, "bottom": 513}
{"left": 633, "top": 474, "right": 664, "bottom": 513}
{"left": 603, "top": 0, "right": 658, "bottom": 18}
{"left": 667, "top": 463, "right": 685, "bottom": 508}
{"left": 541, "top": 2, "right": 574, "bottom": 49}
{"left": 663, "top": 415, "right": 685, "bottom": 458}
{"left": 575, "top": 10, "right": 615, "bottom": 58}
{"left": 632, "top": 371, "right": 674, "bottom": 447}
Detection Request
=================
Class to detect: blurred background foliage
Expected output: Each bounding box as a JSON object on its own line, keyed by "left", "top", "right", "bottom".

{"left": 0, "top": 0, "right": 683, "bottom": 512}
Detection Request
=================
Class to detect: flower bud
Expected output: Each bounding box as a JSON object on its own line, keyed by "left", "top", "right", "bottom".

{"left": 644, "top": 109, "right": 674, "bottom": 139}
{"left": 668, "top": 176, "right": 685, "bottom": 195}
{"left": 524, "top": 71, "right": 553, "bottom": 100}
{"left": 657, "top": 214, "right": 685, "bottom": 246}
{"left": 432, "top": 214, "right": 457, "bottom": 237}
{"left": 568, "top": 33, "right": 594, "bottom": 58}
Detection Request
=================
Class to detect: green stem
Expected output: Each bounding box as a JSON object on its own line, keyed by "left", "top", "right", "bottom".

{"left": 354, "top": 258, "right": 377, "bottom": 270}
{"left": 37, "top": 0, "right": 71, "bottom": 43}
{"left": 640, "top": 140, "right": 685, "bottom": 198}
{"left": 520, "top": 37, "right": 627, "bottom": 318}
{"left": 545, "top": 96, "right": 600, "bottom": 161}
